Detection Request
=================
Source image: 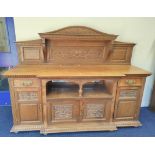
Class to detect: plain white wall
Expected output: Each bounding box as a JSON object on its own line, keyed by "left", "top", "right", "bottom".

{"left": 13, "top": 17, "right": 155, "bottom": 107}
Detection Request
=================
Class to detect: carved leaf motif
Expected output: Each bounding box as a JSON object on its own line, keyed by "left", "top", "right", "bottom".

{"left": 53, "top": 104, "right": 73, "bottom": 120}
{"left": 18, "top": 92, "right": 38, "bottom": 101}
{"left": 50, "top": 47, "right": 104, "bottom": 61}
{"left": 120, "top": 90, "right": 138, "bottom": 98}
{"left": 85, "top": 104, "right": 104, "bottom": 118}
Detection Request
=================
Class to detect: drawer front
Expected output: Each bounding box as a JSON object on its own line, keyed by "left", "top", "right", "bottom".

{"left": 13, "top": 78, "right": 40, "bottom": 87}
{"left": 118, "top": 78, "right": 142, "bottom": 87}
{"left": 48, "top": 100, "right": 80, "bottom": 124}
{"left": 81, "top": 99, "right": 112, "bottom": 122}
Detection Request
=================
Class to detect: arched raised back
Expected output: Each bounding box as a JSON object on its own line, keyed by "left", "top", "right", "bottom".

{"left": 16, "top": 26, "right": 135, "bottom": 65}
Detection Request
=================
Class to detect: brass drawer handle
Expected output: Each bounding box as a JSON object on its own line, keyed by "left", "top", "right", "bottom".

{"left": 125, "top": 80, "right": 136, "bottom": 85}
{"left": 22, "top": 80, "right": 33, "bottom": 86}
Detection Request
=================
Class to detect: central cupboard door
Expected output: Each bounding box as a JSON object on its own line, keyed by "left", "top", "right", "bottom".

{"left": 47, "top": 99, "right": 112, "bottom": 124}
{"left": 81, "top": 99, "right": 112, "bottom": 122}
{"left": 48, "top": 100, "right": 80, "bottom": 124}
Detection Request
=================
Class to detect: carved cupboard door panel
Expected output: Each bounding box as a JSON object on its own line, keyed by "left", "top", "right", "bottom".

{"left": 81, "top": 99, "right": 112, "bottom": 122}
{"left": 114, "top": 87, "right": 141, "bottom": 121}
{"left": 14, "top": 88, "right": 42, "bottom": 124}
{"left": 48, "top": 100, "right": 80, "bottom": 124}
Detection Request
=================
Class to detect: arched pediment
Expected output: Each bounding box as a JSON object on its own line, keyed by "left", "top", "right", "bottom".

{"left": 39, "top": 26, "right": 118, "bottom": 41}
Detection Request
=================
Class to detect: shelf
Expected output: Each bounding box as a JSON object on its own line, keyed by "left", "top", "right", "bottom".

{"left": 83, "top": 82, "right": 112, "bottom": 98}
{"left": 46, "top": 80, "right": 113, "bottom": 100}
{"left": 46, "top": 82, "right": 79, "bottom": 99}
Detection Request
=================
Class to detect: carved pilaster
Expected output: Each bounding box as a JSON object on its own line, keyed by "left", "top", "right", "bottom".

{"left": 42, "top": 79, "right": 48, "bottom": 128}
{"left": 42, "top": 38, "right": 47, "bottom": 62}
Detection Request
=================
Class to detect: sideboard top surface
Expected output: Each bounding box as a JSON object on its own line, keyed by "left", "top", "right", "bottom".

{"left": 4, "top": 64, "right": 151, "bottom": 78}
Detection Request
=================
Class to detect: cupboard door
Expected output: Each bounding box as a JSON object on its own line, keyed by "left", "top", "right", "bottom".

{"left": 114, "top": 100, "right": 137, "bottom": 120}
{"left": 81, "top": 99, "right": 111, "bottom": 122}
{"left": 114, "top": 87, "right": 141, "bottom": 121}
{"left": 48, "top": 100, "right": 80, "bottom": 124}
{"left": 14, "top": 88, "right": 42, "bottom": 124}
{"left": 18, "top": 103, "right": 41, "bottom": 123}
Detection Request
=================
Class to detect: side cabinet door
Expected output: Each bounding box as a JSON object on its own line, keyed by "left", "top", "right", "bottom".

{"left": 114, "top": 87, "right": 141, "bottom": 121}
{"left": 14, "top": 88, "right": 42, "bottom": 124}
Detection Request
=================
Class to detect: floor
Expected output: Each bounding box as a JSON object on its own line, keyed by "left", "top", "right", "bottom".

{"left": 0, "top": 106, "right": 155, "bottom": 137}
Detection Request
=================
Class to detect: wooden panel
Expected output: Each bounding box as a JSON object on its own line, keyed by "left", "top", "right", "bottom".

{"left": 114, "top": 100, "right": 137, "bottom": 120}
{"left": 107, "top": 44, "right": 133, "bottom": 64}
{"left": 14, "top": 88, "right": 40, "bottom": 102}
{"left": 48, "top": 100, "right": 79, "bottom": 123}
{"left": 114, "top": 86, "right": 142, "bottom": 121}
{"left": 13, "top": 86, "right": 42, "bottom": 124}
{"left": 19, "top": 46, "right": 43, "bottom": 64}
{"left": 47, "top": 40, "right": 112, "bottom": 65}
{"left": 19, "top": 104, "right": 39, "bottom": 122}
{"left": 82, "top": 99, "right": 111, "bottom": 122}
{"left": 118, "top": 78, "right": 142, "bottom": 87}
{"left": 13, "top": 78, "right": 40, "bottom": 87}
{"left": 119, "top": 89, "right": 139, "bottom": 100}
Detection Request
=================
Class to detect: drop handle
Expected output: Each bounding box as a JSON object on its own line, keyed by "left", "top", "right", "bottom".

{"left": 22, "top": 81, "right": 33, "bottom": 86}
{"left": 125, "top": 80, "right": 136, "bottom": 85}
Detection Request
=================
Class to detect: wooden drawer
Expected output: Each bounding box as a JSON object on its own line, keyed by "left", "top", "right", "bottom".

{"left": 118, "top": 78, "right": 142, "bottom": 87}
{"left": 13, "top": 78, "right": 40, "bottom": 87}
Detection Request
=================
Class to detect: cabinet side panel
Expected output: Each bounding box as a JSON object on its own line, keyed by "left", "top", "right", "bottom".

{"left": 8, "top": 78, "right": 19, "bottom": 125}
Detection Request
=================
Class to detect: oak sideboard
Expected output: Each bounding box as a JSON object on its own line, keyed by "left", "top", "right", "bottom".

{"left": 4, "top": 26, "right": 151, "bottom": 135}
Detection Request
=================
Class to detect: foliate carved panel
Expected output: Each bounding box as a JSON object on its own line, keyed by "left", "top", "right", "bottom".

{"left": 53, "top": 104, "right": 73, "bottom": 120}
{"left": 17, "top": 92, "right": 38, "bottom": 101}
{"left": 85, "top": 104, "right": 105, "bottom": 119}
{"left": 119, "top": 90, "right": 138, "bottom": 99}
{"left": 48, "top": 46, "right": 106, "bottom": 64}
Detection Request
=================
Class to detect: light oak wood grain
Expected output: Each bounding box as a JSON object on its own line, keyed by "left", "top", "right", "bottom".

{"left": 4, "top": 26, "right": 150, "bottom": 134}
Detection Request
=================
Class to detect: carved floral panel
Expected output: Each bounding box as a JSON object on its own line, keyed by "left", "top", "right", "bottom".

{"left": 17, "top": 92, "right": 38, "bottom": 101}
{"left": 120, "top": 89, "right": 138, "bottom": 99}
{"left": 48, "top": 46, "right": 106, "bottom": 64}
{"left": 53, "top": 104, "right": 73, "bottom": 120}
{"left": 85, "top": 103, "right": 105, "bottom": 119}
